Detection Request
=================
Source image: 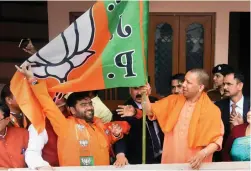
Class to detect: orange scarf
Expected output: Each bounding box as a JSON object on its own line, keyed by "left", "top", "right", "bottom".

{"left": 152, "top": 92, "right": 222, "bottom": 148}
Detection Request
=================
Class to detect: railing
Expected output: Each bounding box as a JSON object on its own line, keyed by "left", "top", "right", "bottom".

{"left": 6, "top": 162, "right": 250, "bottom": 171}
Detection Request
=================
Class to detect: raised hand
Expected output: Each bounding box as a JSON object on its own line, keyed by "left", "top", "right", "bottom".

{"left": 116, "top": 105, "right": 136, "bottom": 117}
{"left": 23, "top": 39, "right": 37, "bottom": 55}
{"left": 140, "top": 83, "right": 151, "bottom": 96}
{"left": 15, "top": 63, "right": 34, "bottom": 80}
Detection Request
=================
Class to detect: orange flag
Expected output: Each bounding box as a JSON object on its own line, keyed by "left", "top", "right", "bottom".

{"left": 11, "top": 1, "right": 149, "bottom": 133}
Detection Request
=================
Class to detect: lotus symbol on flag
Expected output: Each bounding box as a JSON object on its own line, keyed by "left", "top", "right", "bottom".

{"left": 25, "top": 8, "right": 95, "bottom": 83}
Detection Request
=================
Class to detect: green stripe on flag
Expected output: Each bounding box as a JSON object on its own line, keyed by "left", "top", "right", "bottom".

{"left": 102, "top": 1, "right": 148, "bottom": 88}
{"left": 143, "top": 1, "right": 149, "bottom": 82}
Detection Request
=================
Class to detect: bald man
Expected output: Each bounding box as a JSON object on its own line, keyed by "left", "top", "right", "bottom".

{"left": 119, "top": 69, "right": 224, "bottom": 169}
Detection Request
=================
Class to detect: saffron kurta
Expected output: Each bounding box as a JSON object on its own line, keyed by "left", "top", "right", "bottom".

{"left": 30, "top": 81, "right": 130, "bottom": 166}
{"left": 0, "top": 127, "right": 28, "bottom": 168}
{"left": 149, "top": 93, "right": 224, "bottom": 163}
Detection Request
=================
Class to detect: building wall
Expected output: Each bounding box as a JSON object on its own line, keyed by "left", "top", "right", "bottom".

{"left": 48, "top": 1, "right": 250, "bottom": 65}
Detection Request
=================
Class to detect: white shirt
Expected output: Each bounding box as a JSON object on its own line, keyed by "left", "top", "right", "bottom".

{"left": 92, "top": 96, "right": 112, "bottom": 123}
{"left": 135, "top": 101, "right": 142, "bottom": 109}
{"left": 230, "top": 95, "right": 244, "bottom": 116}
{"left": 25, "top": 124, "right": 50, "bottom": 169}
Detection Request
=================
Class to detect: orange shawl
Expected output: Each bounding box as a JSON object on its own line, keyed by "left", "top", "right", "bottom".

{"left": 151, "top": 92, "right": 223, "bottom": 148}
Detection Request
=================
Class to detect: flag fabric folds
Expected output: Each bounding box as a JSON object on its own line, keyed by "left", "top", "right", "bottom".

{"left": 10, "top": 1, "right": 149, "bottom": 133}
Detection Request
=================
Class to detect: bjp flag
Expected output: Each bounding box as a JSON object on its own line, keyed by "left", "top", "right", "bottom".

{"left": 10, "top": 1, "right": 149, "bottom": 133}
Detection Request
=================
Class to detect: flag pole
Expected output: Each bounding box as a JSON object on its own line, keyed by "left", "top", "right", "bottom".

{"left": 142, "top": 92, "right": 147, "bottom": 164}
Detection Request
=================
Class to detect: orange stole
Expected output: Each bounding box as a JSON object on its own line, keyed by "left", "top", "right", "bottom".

{"left": 151, "top": 92, "right": 223, "bottom": 148}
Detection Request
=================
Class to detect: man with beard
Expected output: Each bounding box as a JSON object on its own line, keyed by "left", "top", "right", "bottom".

{"left": 214, "top": 71, "right": 250, "bottom": 161}
{"left": 16, "top": 64, "right": 130, "bottom": 167}
{"left": 113, "top": 84, "right": 164, "bottom": 164}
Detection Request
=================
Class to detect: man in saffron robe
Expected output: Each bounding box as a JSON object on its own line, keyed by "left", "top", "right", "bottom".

{"left": 146, "top": 69, "right": 224, "bottom": 169}
{"left": 119, "top": 69, "right": 224, "bottom": 169}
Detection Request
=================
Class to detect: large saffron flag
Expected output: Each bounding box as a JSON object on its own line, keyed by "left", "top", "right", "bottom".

{"left": 10, "top": 1, "right": 149, "bottom": 132}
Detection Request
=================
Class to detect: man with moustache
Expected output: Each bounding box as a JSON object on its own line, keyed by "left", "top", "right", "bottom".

{"left": 113, "top": 84, "right": 164, "bottom": 164}
{"left": 16, "top": 64, "right": 130, "bottom": 166}
{"left": 207, "top": 64, "right": 234, "bottom": 102}
{"left": 214, "top": 71, "right": 250, "bottom": 161}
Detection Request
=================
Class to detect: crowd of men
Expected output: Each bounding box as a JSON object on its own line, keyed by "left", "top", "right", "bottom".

{"left": 0, "top": 41, "right": 249, "bottom": 170}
